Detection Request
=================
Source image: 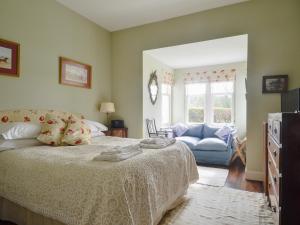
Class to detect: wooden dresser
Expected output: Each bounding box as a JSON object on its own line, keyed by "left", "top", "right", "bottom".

{"left": 104, "top": 128, "right": 128, "bottom": 138}
{"left": 265, "top": 113, "right": 300, "bottom": 225}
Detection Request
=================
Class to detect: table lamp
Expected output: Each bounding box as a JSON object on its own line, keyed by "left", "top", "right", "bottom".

{"left": 100, "top": 102, "right": 115, "bottom": 127}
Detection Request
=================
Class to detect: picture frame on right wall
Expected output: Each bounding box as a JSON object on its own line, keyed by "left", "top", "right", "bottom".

{"left": 262, "top": 75, "right": 288, "bottom": 93}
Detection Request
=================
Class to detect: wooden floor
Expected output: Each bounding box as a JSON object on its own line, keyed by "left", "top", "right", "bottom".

{"left": 0, "top": 158, "right": 263, "bottom": 225}
{"left": 225, "top": 158, "right": 264, "bottom": 193}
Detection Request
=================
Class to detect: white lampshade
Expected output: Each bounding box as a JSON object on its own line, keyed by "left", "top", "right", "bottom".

{"left": 100, "top": 102, "right": 115, "bottom": 113}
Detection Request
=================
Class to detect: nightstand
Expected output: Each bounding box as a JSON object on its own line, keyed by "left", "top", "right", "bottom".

{"left": 104, "top": 128, "right": 128, "bottom": 138}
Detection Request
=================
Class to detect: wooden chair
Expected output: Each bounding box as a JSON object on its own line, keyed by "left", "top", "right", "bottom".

{"left": 145, "top": 119, "right": 168, "bottom": 138}
{"left": 231, "top": 136, "right": 247, "bottom": 165}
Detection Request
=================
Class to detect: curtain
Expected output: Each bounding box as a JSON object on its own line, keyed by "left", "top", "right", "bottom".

{"left": 184, "top": 68, "right": 236, "bottom": 84}
{"left": 162, "top": 71, "right": 175, "bottom": 86}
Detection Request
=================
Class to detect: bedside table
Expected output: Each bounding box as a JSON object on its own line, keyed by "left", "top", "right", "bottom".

{"left": 104, "top": 128, "right": 128, "bottom": 138}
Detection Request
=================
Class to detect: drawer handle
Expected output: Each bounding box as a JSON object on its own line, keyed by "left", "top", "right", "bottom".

{"left": 268, "top": 141, "right": 271, "bottom": 146}
{"left": 273, "top": 176, "right": 277, "bottom": 183}
{"left": 271, "top": 206, "right": 277, "bottom": 213}
{"left": 273, "top": 150, "right": 277, "bottom": 157}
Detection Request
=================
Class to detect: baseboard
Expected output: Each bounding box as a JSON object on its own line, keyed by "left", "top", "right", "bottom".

{"left": 245, "top": 169, "right": 264, "bottom": 181}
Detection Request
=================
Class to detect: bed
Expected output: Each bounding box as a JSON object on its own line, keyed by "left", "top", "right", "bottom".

{"left": 0, "top": 109, "right": 199, "bottom": 225}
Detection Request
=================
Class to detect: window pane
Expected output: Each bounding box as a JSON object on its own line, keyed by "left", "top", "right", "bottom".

{"left": 162, "top": 95, "right": 170, "bottom": 124}
{"left": 211, "top": 81, "right": 233, "bottom": 94}
{"left": 186, "top": 83, "right": 206, "bottom": 95}
{"left": 186, "top": 83, "right": 206, "bottom": 123}
{"left": 162, "top": 84, "right": 171, "bottom": 94}
{"left": 213, "top": 94, "right": 232, "bottom": 123}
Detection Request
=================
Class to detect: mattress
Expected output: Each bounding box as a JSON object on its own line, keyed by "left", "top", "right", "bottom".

{"left": 0, "top": 136, "right": 198, "bottom": 225}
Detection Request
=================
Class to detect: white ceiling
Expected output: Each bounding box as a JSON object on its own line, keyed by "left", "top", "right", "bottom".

{"left": 56, "top": 0, "right": 248, "bottom": 31}
{"left": 144, "top": 35, "right": 248, "bottom": 69}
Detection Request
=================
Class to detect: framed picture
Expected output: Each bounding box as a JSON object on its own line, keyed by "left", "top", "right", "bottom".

{"left": 59, "top": 57, "right": 92, "bottom": 89}
{"left": 262, "top": 75, "right": 288, "bottom": 93}
{"left": 0, "top": 39, "right": 20, "bottom": 77}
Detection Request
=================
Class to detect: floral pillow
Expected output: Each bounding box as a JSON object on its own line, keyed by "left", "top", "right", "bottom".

{"left": 61, "top": 116, "right": 91, "bottom": 145}
{"left": 37, "top": 114, "right": 66, "bottom": 146}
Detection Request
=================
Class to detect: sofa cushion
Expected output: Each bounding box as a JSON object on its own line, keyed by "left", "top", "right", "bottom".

{"left": 195, "top": 138, "right": 228, "bottom": 151}
{"left": 172, "top": 123, "right": 189, "bottom": 137}
{"left": 202, "top": 124, "right": 219, "bottom": 138}
{"left": 183, "top": 124, "right": 204, "bottom": 138}
{"left": 176, "top": 136, "right": 200, "bottom": 150}
{"left": 215, "top": 126, "right": 232, "bottom": 141}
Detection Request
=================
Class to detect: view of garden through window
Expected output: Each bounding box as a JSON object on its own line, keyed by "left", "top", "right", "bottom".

{"left": 186, "top": 81, "right": 233, "bottom": 124}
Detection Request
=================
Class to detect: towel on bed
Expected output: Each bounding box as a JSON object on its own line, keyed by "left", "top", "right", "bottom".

{"left": 93, "top": 144, "right": 142, "bottom": 161}
{"left": 140, "top": 137, "right": 176, "bottom": 149}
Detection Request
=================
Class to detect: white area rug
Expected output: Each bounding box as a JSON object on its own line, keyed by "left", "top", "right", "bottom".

{"left": 160, "top": 184, "right": 274, "bottom": 225}
{"left": 197, "top": 166, "right": 229, "bottom": 187}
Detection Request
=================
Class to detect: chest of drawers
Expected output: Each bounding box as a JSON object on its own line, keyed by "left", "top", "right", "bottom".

{"left": 266, "top": 113, "right": 300, "bottom": 225}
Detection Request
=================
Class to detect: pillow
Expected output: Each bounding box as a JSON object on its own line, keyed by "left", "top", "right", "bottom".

{"left": 202, "top": 124, "right": 219, "bottom": 138}
{"left": 91, "top": 130, "right": 105, "bottom": 138}
{"left": 37, "top": 114, "right": 67, "bottom": 146}
{"left": 215, "top": 126, "right": 232, "bottom": 141}
{"left": 62, "top": 116, "right": 91, "bottom": 145}
{"left": 0, "top": 122, "right": 41, "bottom": 140}
{"left": 172, "top": 123, "right": 189, "bottom": 137}
{"left": 184, "top": 124, "right": 204, "bottom": 138}
{"left": 84, "top": 119, "right": 108, "bottom": 132}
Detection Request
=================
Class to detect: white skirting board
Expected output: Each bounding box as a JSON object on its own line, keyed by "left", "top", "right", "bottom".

{"left": 245, "top": 168, "right": 264, "bottom": 181}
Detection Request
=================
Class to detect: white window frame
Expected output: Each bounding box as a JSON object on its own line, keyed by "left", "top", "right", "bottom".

{"left": 161, "top": 83, "right": 172, "bottom": 127}
{"left": 185, "top": 81, "right": 235, "bottom": 126}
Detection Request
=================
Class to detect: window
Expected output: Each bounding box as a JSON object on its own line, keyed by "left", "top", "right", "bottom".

{"left": 161, "top": 84, "right": 172, "bottom": 126}
{"left": 185, "top": 81, "right": 234, "bottom": 124}
{"left": 185, "top": 83, "right": 206, "bottom": 123}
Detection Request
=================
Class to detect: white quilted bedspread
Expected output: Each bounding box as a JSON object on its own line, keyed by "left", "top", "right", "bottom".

{"left": 0, "top": 136, "right": 198, "bottom": 225}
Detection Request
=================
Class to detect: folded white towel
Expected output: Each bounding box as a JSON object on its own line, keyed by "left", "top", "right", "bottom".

{"left": 93, "top": 144, "right": 142, "bottom": 162}
{"left": 94, "top": 149, "right": 142, "bottom": 162}
{"left": 140, "top": 137, "right": 176, "bottom": 149}
{"left": 101, "top": 144, "right": 140, "bottom": 155}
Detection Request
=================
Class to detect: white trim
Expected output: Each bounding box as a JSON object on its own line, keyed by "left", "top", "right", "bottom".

{"left": 245, "top": 168, "right": 264, "bottom": 181}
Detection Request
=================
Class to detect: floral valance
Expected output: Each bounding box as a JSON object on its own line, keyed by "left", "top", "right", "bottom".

{"left": 162, "top": 71, "right": 175, "bottom": 86}
{"left": 184, "top": 68, "right": 236, "bottom": 84}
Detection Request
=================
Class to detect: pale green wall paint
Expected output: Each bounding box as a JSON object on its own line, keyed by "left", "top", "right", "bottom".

{"left": 143, "top": 53, "right": 174, "bottom": 138}
{"left": 0, "top": 0, "right": 111, "bottom": 122}
{"left": 112, "top": 0, "right": 300, "bottom": 173}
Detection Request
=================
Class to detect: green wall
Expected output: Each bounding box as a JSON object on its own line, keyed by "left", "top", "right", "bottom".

{"left": 112, "top": 0, "right": 300, "bottom": 176}
{"left": 0, "top": 0, "right": 111, "bottom": 122}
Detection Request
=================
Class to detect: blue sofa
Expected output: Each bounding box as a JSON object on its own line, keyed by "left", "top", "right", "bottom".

{"left": 175, "top": 124, "right": 234, "bottom": 166}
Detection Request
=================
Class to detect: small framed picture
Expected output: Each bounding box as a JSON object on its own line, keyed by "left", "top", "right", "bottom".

{"left": 59, "top": 57, "right": 92, "bottom": 89}
{"left": 262, "top": 75, "right": 288, "bottom": 93}
{"left": 0, "top": 39, "right": 20, "bottom": 77}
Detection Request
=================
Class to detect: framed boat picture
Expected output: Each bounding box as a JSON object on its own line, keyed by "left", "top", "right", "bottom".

{"left": 59, "top": 57, "right": 92, "bottom": 89}
{"left": 0, "top": 39, "right": 20, "bottom": 77}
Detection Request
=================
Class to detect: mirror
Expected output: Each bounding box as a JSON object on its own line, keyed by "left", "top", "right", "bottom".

{"left": 148, "top": 71, "right": 159, "bottom": 105}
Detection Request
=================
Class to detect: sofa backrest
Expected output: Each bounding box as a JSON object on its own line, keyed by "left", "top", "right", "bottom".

{"left": 183, "top": 124, "right": 204, "bottom": 138}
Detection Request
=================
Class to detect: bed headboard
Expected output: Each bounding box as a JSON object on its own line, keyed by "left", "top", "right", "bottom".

{"left": 0, "top": 109, "right": 84, "bottom": 124}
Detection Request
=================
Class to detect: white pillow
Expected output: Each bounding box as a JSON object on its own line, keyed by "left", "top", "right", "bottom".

{"left": 0, "top": 122, "right": 41, "bottom": 140}
{"left": 84, "top": 119, "right": 108, "bottom": 132}
{"left": 214, "top": 126, "right": 232, "bottom": 141}
{"left": 91, "top": 131, "right": 105, "bottom": 138}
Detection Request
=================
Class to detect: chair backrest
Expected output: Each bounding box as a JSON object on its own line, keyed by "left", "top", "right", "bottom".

{"left": 146, "top": 119, "right": 158, "bottom": 137}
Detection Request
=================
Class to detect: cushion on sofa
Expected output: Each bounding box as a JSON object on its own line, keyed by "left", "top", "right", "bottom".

{"left": 215, "top": 126, "right": 232, "bottom": 141}
{"left": 175, "top": 136, "right": 200, "bottom": 150}
{"left": 195, "top": 138, "right": 228, "bottom": 151}
{"left": 183, "top": 124, "right": 204, "bottom": 138}
{"left": 172, "top": 123, "right": 189, "bottom": 137}
{"left": 202, "top": 124, "right": 219, "bottom": 138}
